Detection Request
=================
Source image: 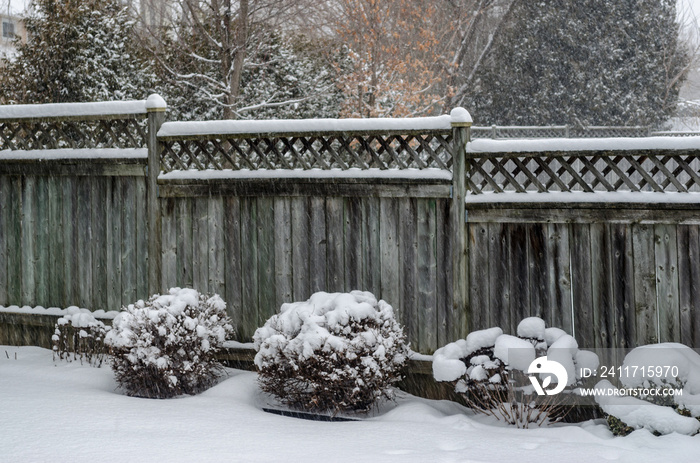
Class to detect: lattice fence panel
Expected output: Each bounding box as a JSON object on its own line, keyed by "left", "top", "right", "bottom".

{"left": 0, "top": 118, "right": 148, "bottom": 151}
{"left": 466, "top": 152, "right": 700, "bottom": 194}
{"left": 160, "top": 132, "right": 454, "bottom": 172}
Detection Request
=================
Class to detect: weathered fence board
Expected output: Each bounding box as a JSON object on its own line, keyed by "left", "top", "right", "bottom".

{"left": 274, "top": 197, "right": 293, "bottom": 309}
{"left": 157, "top": 190, "right": 453, "bottom": 352}
{"left": 632, "top": 223, "right": 658, "bottom": 345}
{"left": 290, "top": 197, "right": 310, "bottom": 300}
{"left": 0, "top": 178, "right": 8, "bottom": 306}
{"left": 547, "top": 223, "right": 573, "bottom": 331}
{"left": 361, "top": 197, "right": 382, "bottom": 297}
{"left": 0, "top": 169, "right": 149, "bottom": 312}
{"left": 466, "top": 207, "right": 700, "bottom": 350}
{"left": 399, "top": 198, "right": 417, "bottom": 344}
{"left": 655, "top": 223, "right": 681, "bottom": 343}
{"left": 678, "top": 225, "right": 700, "bottom": 347}
{"left": 436, "top": 200, "right": 453, "bottom": 346}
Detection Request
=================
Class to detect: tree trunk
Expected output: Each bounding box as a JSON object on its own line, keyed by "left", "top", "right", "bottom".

{"left": 226, "top": 0, "right": 248, "bottom": 119}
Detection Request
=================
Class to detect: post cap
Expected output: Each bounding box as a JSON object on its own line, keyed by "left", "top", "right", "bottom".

{"left": 450, "top": 107, "right": 472, "bottom": 127}
{"left": 145, "top": 94, "right": 167, "bottom": 112}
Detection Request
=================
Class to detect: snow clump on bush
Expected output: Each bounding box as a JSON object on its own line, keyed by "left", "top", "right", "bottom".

{"left": 254, "top": 291, "right": 408, "bottom": 413}
{"left": 432, "top": 317, "right": 599, "bottom": 427}
{"left": 53, "top": 307, "right": 109, "bottom": 367}
{"left": 595, "top": 343, "right": 700, "bottom": 436}
{"left": 105, "top": 288, "right": 233, "bottom": 399}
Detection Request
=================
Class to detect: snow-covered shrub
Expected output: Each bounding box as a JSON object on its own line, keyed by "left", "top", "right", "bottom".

{"left": 595, "top": 343, "right": 700, "bottom": 436}
{"left": 432, "top": 317, "right": 599, "bottom": 428}
{"left": 52, "top": 307, "right": 109, "bottom": 367}
{"left": 254, "top": 291, "right": 408, "bottom": 413}
{"left": 105, "top": 288, "right": 234, "bottom": 399}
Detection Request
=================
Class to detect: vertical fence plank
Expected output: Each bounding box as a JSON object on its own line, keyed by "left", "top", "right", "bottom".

{"left": 325, "top": 197, "right": 344, "bottom": 292}
{"left": 224, "top": 197, "right": 242, "bottom": 325}
{"left": 343, "top": 197, "right": 362, "bottom": 292}
{"left": 20, "top": 177, "right": 36, "bottom": 306}
{"left": 257, "top": 197, "right": 276, "bottom": 324}
{"left": 240, "top": 198, "right": 258, "bottom": 340}
{"left": 0, "top": 177, "right": 8, "bottom": 306}
{"left": 655, "top": 224, "right": 680, "bottom": 343}
{"left": 208, "top": 197, "right": 225, "bottom": 298}
{"left": 62, "top": 176, "right": 77, "bottom": 307}
{"left": 106, "top": 177, "right": 122, "bottom": 310}
{"left": 509, "top": 223, "right": 529, "bottom": 333}
{"left": 437, "top": 199, "right": 454, "bottom": 345}
{"left": 290, "top": 197, "right": 310, "bottom": 301}
{"left": 176, "top": 198, "right": 193, "bottom": 289}
{"left": 192, "top": 197, "right": 209, "bottom": 293}
{"left": 610, "top": 223, "right": 635, "bottom": 350}
{"left": 161, "top": 198, "right": 177, "bottom": 291}
{"left": 7, "top": 176, "right": 21, "bottom": 304}
{"left": 571, "top": 224, "right": 594, "bottom": 348}
{"left": 379, "top": 198, "right": 400, "bottom": 312}
{"left": 416, "top": 199, "right": 437, "bottom": 352}
{"left": 135, "top": 177, "right": 148, "bottom": 300}
{"left": 121, "top": 178, "right": 137, "bottom": 305}
{"left": 361, "top": 197, "right": 381, "bottom": 296}
{"left": 590, "top": 223, "right": 612, "bottom": 349}
{"left": 90, "top": 177, "right": 107, "bottom": 309}
{"left": 468, "top": 221, "right": 490, "bottom": 330}
{"left": 399, "top": 198, "right": 418, "bottom": 349}
{"left": 77, "top": 178, "right": 93, "bottom": 309}
{"left": 489, "top": 222, "right": 510, "bottom": 333}
{"left": 527, "top": 222, "right": 548, "bottom": 321}
{"left": 632, "top": 223, "right": 658, "bottom": 345}
{"left": 35, "top": 177, "right": 49, "bottom": 307}
{"left": 678, "top": 225, "right": 700, "bottom": 347}
{"left": 274, "top": 197, "right": 293, "bottom": 308}
{"left": 309, "top": 197, "right": 327, "bottom": 294}
{"left": 547, "top": 223, "right": 573, "bottom": 333}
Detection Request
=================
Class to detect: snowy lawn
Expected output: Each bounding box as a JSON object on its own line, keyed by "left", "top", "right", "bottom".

{"left": 1, "top": 346, "right": 698, "bottom": 463}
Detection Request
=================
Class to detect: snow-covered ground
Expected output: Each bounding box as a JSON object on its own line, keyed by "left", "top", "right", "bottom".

{"left": 1, "top": 346, "right": 698, "bottom": 463}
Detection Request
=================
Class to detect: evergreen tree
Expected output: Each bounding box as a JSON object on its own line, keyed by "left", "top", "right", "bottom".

{"left": 463, "top": 0, "right": 689, "bottom": 127}
{"left": 237, "top": 32, "right": 345, "bottom": 120}
{"left": 0, "top": 0, "right": 156, "bottom": 104}
{"left": 156, "top": 24, "right": 344, "bottom": 121}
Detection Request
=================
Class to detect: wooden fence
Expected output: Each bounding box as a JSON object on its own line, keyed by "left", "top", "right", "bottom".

{"left": 0, "top": 101, "right": 150, "bottom": 311}
{"left": 464, "top": 138, "right": 700, "bottom": 352}
{"left": 155, "top": 113, "right": 471, "bottom": 350}
{"left": 1, "top": 96, "right": 700, "bottom": 353}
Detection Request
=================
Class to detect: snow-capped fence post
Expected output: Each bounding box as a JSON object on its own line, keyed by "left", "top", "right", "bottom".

{"left": 450, "top": 107, "right": 472, "bottom": 337}
{"left": 146, "top": 94, "right": 167, "bottom": 295}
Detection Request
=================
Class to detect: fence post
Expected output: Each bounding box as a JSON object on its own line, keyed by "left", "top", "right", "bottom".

{"left": 146, "top": 94, "right": 167, "bottom": 296}
{"left": 451, "top": 107, "right": 472, "bottom": 339}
